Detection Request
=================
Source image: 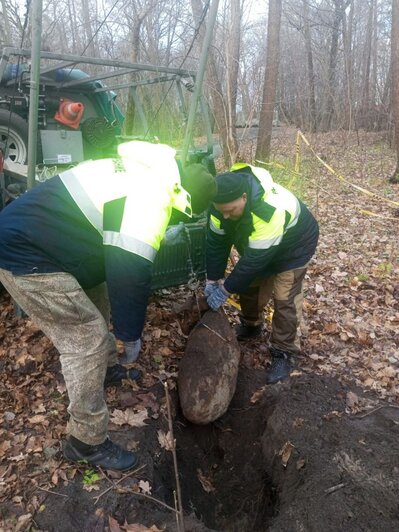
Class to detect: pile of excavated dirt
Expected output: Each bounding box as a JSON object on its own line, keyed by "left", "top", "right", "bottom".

{"left": 26, "top": 366, "right": 399, "bottom": 532}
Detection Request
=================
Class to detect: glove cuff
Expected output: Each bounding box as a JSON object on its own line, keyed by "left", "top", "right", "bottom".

{"left": 220, "top": 284, "right": 230, "bottom": 296}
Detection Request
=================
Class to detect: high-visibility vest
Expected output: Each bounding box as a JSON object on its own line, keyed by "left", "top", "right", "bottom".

{"left": 59, "top": 141, "right": 191, "bottom": 263}
{"left": 209, "top": 163, "right": 300, "bottom": 251}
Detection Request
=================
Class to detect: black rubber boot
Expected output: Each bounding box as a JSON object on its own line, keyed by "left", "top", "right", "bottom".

{"left": 266, "top": 348, "right": 294, "bottom": 384}
{"left": 104, "top": 364, "right": 141, "bottom": 388}
{"left": 63, "top": 436, "right": 139, "bottom": 471}
{"left": 235, "top": 322, "right": 263, "bottom": 341}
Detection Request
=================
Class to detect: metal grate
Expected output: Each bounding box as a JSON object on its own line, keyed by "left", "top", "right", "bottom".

{"left": 151, "top": 222, "right": 206, "bottom": 290}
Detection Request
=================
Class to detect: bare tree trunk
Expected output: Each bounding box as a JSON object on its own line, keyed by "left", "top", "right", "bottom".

{"left": 81, "top": 0, "right": 97, "bottom": 57}
{"left": 360, "top": 0, "right": 374, "bottom": 129}
{"left": 225, "top": 0, "right": 241, "bottom": 161}
{"left": 390, "top": 0, "right": 399, "bottom": 182}
{"left": 1, "top": 0, "right": 12, "bottom": 46}
{"left": 302, "top": 0, "right": 316, "bottom": 132}
{"left": 321, "top": 0, "right": 349, "bottom": 131}
{"left": 124, "top": 5, "right": 153, "bottom": 136}
{"left": 342, "top": 0, "right": 354, "bottom": 131}
{"left": 371, "top": 0, "right": 378, "bottom": 114}
{"left": 255, "top": 0, "right": 282, "bottom": 163}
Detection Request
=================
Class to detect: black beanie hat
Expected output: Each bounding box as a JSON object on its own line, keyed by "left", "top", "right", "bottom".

{"left": 213, "top": 172, "right": 247, "bottom": 204}
{"left": 181, "top": 164, "right": 217, "bottom": 214}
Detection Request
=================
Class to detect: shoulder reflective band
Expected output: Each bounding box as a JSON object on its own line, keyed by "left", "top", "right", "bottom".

{"left": 248, "top": 234, "right": 283, "bottom": 249}
{"left": 60, "top": 169, "right": 103, "bottom": 233}
{"left": 286, "top": 198, "right": 301, "bottom": 230}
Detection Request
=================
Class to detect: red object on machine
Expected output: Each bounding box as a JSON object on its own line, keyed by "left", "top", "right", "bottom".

{"left": 54, "top": 98, "right": 85, "bottom": 129}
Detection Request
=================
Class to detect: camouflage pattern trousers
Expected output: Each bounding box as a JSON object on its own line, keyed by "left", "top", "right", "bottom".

{"left": 239, "top": 265, "right": 308, "bottom": 354}
{"left": 0, "top": 269, "right": 118, "bottom": 445}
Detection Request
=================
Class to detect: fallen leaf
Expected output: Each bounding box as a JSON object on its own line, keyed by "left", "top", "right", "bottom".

{"left": 157, "top": 430, "right": 174, "bottom": 451}
{"left": 0, "top": 440, "right": 12, "bottom": 457}
{"left": 29, "top": 414, "right": 48, "bottom": 425}
{"left": 197, "top": 468, "right": 215, "bottom": 493}
{"left": 278, "top": 441, "right": 295, "bottom": 468}
{"left": 250, "top": 386, "right": 267, "bottom": 404}
{"left": 158, "top": 347, "right": 173, "bottom": 356}
{"left": 110, "top": 408, "right": 148, "bottom": 427}
{"left": 9, "top": 453, "right": 26, "bottom": 462}
{"left": 296, "top": 458, "right": 306, "bottom": 470}
{"left": 290, "top": 370, "right": 303, "bottom": 377}
{"left": 51, "top": 470, "right": 59, "bottom": 486}
{"left": 378, "top": 366, "right": 397, "bottom": 379}
{"left": 152, "top": 328, "right": 162, "bottom": 339}
{"left": 14, "top": 514, "right": 32, "bottom": 532}
{"left": 83, "top": 483, "right": 100, "bottom": 492}
{"left": 346, "top": 391, "right": 359, "bottom": 409}
{"left": 109, "top": 516, "right": 122, "bottom": 532}
{"left": 4, "top": 411, "right": 15, "bottom": 422}
{"left": 323, "top": 322, "right": 338, "bottom": 334}
{"left": 138, "top": 480, "right": 152, "bottom": 495}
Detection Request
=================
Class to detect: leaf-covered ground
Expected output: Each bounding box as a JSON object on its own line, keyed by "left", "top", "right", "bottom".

{"left": 0, "top": 129, "right": 398, "bottom": 531}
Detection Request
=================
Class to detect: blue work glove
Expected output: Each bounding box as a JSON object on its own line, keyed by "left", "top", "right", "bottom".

{"left": 120, "top": 339, "right": 141, "bottom": 364}
{"left": 207, "top": 284, "right": 230, "bottom": 311}
{"left": 162, "top": 223, "right": 186, "bottom": 246}
{"left": 204, "top": 279, "right": 221, "bottom": 297}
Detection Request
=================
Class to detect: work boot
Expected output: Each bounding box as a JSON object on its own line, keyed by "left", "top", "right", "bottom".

{"left": 235, "top": 322, "right": 263, "bottom": 341}
{"left": 63, "top": 436, "right": 139, "bottom": 471}
{"left": 266, "top": 347, "right": 294, "bottom": 384}
{"left": 104, "top": 364, "right": 141, "bottom": 388}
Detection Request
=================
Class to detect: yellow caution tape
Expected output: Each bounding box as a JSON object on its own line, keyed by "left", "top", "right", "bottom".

{"left": 227, "top": 297, "right": 241, "bottom": 310}
{"left": 356, "top": 208, "right": 399, "bottom": 221}
{"left": 297, "top": 131, "right": 399, "bottom": 208}
{"left": 227, "top": 297, "right": 274, "bottom": 323}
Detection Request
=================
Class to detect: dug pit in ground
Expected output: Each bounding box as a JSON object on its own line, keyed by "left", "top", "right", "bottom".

{"left": 156, "top": 370, "right": 399, "bottom": 531}
{"left": 22, "top": 367, "right": 399, "bottom": 531}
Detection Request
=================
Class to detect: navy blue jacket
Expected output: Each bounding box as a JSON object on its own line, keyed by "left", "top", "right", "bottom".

{"left": 206, "top": 173, "right": 319, "bottom": 294}
{"left": 0, "top": 176, "right": 152, "bottom": 341}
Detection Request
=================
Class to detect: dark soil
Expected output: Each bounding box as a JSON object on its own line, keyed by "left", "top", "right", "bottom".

{"left": 23, "top": 367, "right": 399, "bottom": 532}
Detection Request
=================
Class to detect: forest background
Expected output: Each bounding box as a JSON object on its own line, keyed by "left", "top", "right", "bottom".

{"left": 2, "top": 0, "right": 399, "bottom": 176}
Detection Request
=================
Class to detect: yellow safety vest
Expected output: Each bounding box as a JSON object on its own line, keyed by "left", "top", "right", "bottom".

{"left": 210, "top": 163, "right": 300, "bottom": 251}
{"left": 59, "top": 141, "right": 191, "bottom": 262}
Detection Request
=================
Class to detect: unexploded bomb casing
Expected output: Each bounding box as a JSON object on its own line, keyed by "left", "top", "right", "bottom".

{"left": 178, "top": 309, "right": 241, "bottom": 425}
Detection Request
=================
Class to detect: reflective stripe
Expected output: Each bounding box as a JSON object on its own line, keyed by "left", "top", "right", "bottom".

{"left": 60, "top": 169, "right": 103, "bottom": 233}
{"left": 248, "top": 234, "right": 283, "bottom": 249}
{"left": 103, "top": 231, "right": 157, "bottom": 262}
{"left": 210, "top": 215, "right": 225, "bottom": 235}
{"left": 286, "top": 198, "right": 301, "bottom": 230}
